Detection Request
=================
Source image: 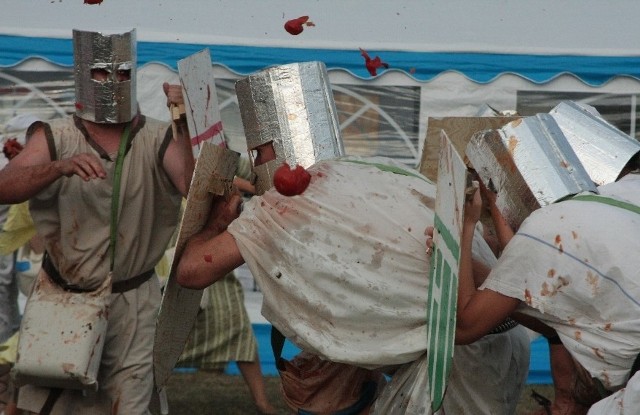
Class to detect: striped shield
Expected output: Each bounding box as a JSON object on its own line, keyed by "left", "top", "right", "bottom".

{"left": 426, "top": 130, "right": 469, "bottom": 411}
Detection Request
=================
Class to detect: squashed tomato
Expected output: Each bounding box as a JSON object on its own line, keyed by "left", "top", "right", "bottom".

{"left": 273, "top": 162, "right": 311, "bottom": 196}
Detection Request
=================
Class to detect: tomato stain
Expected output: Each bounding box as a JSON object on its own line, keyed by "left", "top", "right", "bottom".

{"left": 593, "top": 348, "right": 604, "bottom": 359}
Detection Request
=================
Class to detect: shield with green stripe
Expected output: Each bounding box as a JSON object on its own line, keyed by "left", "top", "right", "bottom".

{"left": 427, "top": 131, "right": 469, "bottom": 411}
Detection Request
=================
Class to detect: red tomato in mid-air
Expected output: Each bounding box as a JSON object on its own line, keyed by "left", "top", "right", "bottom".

{"left": 273, "top": 162, "right": 311, "bottom": 196}
{"left": 284, "top": 16, "right": 312, "bottom": 35}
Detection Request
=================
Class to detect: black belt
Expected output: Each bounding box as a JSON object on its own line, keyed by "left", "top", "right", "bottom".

{"left": 42, "top": 252, "right": 154, "bottom": 294}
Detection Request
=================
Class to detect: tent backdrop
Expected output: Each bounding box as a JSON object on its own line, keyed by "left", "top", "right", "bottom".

{"left": 2, "top": 0, "right": 640, "bottom": 167}
{"left": 4, "top": 0, "right": 640, "bottom": 385}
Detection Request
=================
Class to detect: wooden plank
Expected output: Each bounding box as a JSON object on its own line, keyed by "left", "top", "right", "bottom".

{"left": 419, "top": 116, "right": 518, "bottom": 182}
{"left": 426, "top": 130, "right": 471, "bottom": 412}
{"left": 177, "top": 48, "right": 226, "bottom": 157}
{"left": 153, "top": 143, "right": 239, "bottom": 390}
{"left": 154, "top": 47, "right": 236, "bottom": 391}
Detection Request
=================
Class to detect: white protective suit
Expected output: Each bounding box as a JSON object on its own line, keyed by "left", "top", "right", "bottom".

{"left": 588, "top": 371, "right": 640, "bottom": 414}
{"left": 228, "top": 156, "right": 530, "bottom": 414}
{"left": 482, "top": 172, "right": 640, "bottom": 396}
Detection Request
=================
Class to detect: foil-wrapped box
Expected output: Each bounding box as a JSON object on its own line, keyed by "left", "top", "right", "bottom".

{"left": 550, "top": 101, "right": 640, "bottom": 186}
{"left": 235, "top": 61, "right": 344, "bottom": 194}
{"left": 466, "top": 114, "right": 596, "bottom": 230}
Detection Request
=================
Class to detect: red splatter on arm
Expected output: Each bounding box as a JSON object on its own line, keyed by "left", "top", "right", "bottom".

{"left": 359, "top": 48, "right": 389, "bottom": 76}
{"left": 284, "top": 16, "right": 314, "bottom": 35}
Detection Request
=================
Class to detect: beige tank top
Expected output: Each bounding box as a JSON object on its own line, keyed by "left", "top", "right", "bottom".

{"left": 30, "top": 115, "right": 182, "bottom": 289}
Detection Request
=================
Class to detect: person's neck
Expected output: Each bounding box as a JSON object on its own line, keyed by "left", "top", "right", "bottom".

{"left": 82, "top": 116, "right": 135, "bottom": 154}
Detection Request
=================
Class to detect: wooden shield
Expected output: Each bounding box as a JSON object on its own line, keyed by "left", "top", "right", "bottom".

{"left": 178, "top": 48, "right": 226, "bottom": 156}
{"left": 426, "top": 130, "right": 470, "bottom": 411}
{"left": 154, "top": 47, "right": 236, "bottom": 390}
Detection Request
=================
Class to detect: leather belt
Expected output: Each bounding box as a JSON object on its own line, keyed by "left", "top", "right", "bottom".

{"left": 42, "top": 252, "right": 154, "bottom": 294}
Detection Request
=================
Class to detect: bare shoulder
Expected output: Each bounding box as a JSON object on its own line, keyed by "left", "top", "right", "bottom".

{"left": 6, "top": 122, "right": 52, "bottom": 168}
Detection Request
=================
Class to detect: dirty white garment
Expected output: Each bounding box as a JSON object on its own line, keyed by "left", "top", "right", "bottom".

{"left": 482, "top": 172, "right": 640, "bottom": 390}
{"left": 372, "top": 325, "right": 529, "bottom": 415}
{"left": 229, "top": 156, "right": 434, "bottom": 368}
{"left": 372, "top": 221, "right": 530, "bottom": 415}
{"left": 588, "top": 371, "right": 640, "bottom": 414}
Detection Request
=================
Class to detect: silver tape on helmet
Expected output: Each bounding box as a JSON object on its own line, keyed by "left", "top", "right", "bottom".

{"left": 466, "top": 114, "right": 596, "bottom": 230}
{"left": 235, "top": 61, "right": 344, "bottom": 195}
{"left": 73, "top": 29, "right": 137, "bottom": 124}
{"left": 549, "top": 101, "right": 640, "bottom": 186}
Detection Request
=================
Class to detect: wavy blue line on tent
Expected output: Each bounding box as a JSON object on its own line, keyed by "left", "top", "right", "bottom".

{"left": 2, "top": 34, "right": 640, "bottom": 86}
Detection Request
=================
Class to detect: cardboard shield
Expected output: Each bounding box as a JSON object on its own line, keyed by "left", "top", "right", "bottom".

{"left": 154, "top": 48, "right": 235, "bottom": 391}
{"left": 426, "top": 130, "right": 470, "bottom": 411}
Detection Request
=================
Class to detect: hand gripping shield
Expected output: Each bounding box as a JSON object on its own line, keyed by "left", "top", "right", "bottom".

{"left": 73, "top": 28, "right": 137, "bottom": 124}
{"left": 235, "top": 61, "right": 345, "bottom": 195}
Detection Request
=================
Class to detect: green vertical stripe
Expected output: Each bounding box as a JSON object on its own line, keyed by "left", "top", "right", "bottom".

{"left": 434, "top": 214, "right": 460, "bottom": 261}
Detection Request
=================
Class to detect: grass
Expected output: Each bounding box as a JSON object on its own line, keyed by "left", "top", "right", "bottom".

{"left": 156, "top": 370, "right": 555, "bottom": 414}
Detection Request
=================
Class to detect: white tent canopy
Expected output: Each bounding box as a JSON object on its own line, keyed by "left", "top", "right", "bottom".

{"left": 2, "top": 0, "right": 640, "bottom": 165}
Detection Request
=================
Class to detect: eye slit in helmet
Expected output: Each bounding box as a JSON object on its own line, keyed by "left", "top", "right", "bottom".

{"left": 251, "top": 141, "right": 276, "bottom": 167}
{"left": 90, "top": 67, "right": 111, "bottom": 82}
{"left": 116, "top": 63, "right": 132, "bottom": 81}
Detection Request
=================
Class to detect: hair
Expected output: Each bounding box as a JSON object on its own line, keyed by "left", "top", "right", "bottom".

{"left": 617, "top": 152, "right": 640, "bottom": 180}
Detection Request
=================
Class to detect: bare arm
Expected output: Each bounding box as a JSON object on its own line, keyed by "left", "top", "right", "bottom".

{"left": 161, "top": 82, "right": 195, "bottom": 197}
{"left": 233, "top": 177, "right": 255, "bottom": 195}
{"left": 0, "top": 125, "right": 106, "bottom": 204}
{"left": 176, "top": 192, "right": 245, "bottom": 289}
{"left": 455, "top": 188, "right": 520, "bottom": 344}
{"left": 479, "top": 179, "right": 514, "bottom": 252}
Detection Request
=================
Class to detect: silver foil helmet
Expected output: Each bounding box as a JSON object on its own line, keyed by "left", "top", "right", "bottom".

{"left": 466, "top": 114, "right": 597, "bottom": 230}
{"left": 73, "top": 29, "right": 137, "bottom": 124}
{"left": 235, "top": 61, "right": 345, "bottom": 195}
{"left": 549, "top": 101, "right": 640, "bottom": 186}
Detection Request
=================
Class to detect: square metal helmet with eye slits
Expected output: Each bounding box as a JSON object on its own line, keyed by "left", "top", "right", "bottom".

{"left": 73, "top": 29, "right": 137, "bottom": 124}
{"left": 235, "top": 61, "right": 345, "bottom": 195}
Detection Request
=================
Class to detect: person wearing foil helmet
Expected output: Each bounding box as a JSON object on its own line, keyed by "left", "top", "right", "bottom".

{"left": 0, "top": 29, "right": 194, "bottom": 414}
{"left": 174, "top": 62, "right": 530, "bottom": 414}
{"left": 427, "top": 107, "right": 640, "bottom": 414}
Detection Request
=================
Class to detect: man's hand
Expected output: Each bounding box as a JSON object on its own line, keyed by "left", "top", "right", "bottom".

{"left": 202, "top": 191, "right": 243, "bottom": 236}
{"left": 163, "top": 82, "right": 185, "bottom": 109}
{"left": 55, "top": 153, "right": 106, "bottom": 181}
{"left": 464, "top": 187, "right": 483, "bottom": 228}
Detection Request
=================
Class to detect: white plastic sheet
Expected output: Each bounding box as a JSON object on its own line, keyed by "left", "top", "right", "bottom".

{"left": 229, "top": 156, "right": 434, "bottom": 368}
